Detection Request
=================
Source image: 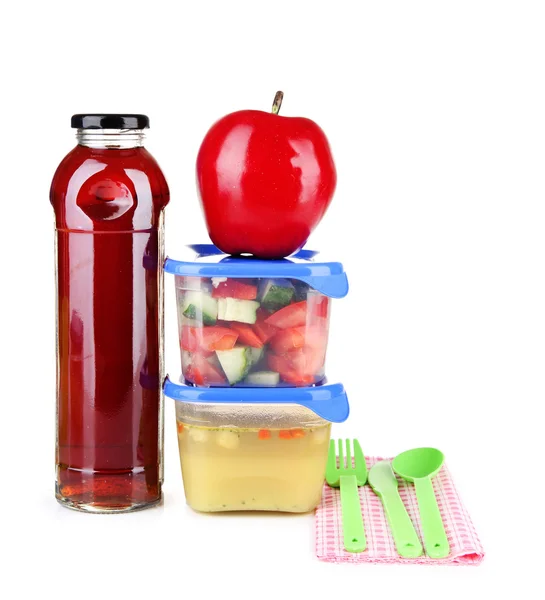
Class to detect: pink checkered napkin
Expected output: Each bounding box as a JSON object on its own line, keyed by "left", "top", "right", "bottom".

{"left": 316, "top": 456, "right": 484, "bottom": 565}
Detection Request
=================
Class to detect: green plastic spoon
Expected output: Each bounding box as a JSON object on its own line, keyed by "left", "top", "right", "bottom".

{"left": 392, "top": 448, "right": 450, "bottom": 559}
{"left": 368, "top": 461, "right": 423, "bottom": 558}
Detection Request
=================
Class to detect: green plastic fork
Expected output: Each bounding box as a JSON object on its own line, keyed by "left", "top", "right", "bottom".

{"left": 325, "top": 439, "right": 367, "bottom": 553}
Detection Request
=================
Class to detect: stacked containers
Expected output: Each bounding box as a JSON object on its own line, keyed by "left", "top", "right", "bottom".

{"left": 163, "top": 244, "right": 349, "bottom": 512}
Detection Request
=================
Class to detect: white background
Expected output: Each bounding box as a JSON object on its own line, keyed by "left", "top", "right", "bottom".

{"left": 1, "top": 1, "right": 542, "bottom": 597}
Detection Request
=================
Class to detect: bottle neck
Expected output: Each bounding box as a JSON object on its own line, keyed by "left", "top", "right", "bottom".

{"left": 76, "top": 128, "right": 145, "bottom": 149}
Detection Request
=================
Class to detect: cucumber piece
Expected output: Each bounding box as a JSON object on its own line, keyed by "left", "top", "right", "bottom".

{"left": 217, "top": 298, "right": 260, "bottom": 324}
{"left": 182, "top": 291, "right": 217, "bottom": 325}
{"left": 245, "top": 371, "right": 281, "bottom": 386}
{"left": 216, "top": 347, "right": 252, "bottom": 384}
{"left": 258, "top": 278, "right": 295, "bottom": 310}
{"left": 248, "top": 346, "right": 264, "bottom": 366}
{"left": 291, "top": 279, "right": 310, "bottom": 302}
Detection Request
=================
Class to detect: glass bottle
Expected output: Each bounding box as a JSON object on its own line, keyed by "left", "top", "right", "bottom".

{"left": 50, "top": 114, "right": 170, "bottom": 512}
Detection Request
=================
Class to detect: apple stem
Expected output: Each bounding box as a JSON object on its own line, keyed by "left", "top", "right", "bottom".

{"left": 272, "top": 91, "right": 284, "bottom": 115}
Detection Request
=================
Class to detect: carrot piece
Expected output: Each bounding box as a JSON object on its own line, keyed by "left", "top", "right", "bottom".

{"left": 279, "top": 430, "right": 293, "bottom": 439}
{"left": 291, "top": 429, "right": 306, "bottom": 438}
{"left": 258, "top": 429, "right": 271, "bottom": 440}
{"left": 177, "top": 422, "right": 185, "bottom": 434}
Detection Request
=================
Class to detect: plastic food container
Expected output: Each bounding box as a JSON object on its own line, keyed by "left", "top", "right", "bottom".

{"left": 164, "top": 377, "right": 349, "bottom": 513}
{"left": 164, "top": 245, "right": 348, "bottom": 387}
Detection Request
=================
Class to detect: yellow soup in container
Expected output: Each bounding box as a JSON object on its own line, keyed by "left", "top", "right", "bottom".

{"left": 164, "top": 378, "right": 349, "bottom": 513}
{"left": 166, "top": 379, "right": 349, "bottom": 513}
{"left": 177, "top": 421, "right": 330, "bottom": 512}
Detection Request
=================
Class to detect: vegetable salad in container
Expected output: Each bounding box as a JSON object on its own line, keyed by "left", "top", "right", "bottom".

{"left": 164, "top": 245, "right": 348, "bottom": 387}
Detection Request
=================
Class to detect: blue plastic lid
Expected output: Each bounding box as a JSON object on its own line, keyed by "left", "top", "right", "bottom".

{"left": 163, "top": 376, "right": 349, "bottom": 423}
{"left": 164, "top": 244, "right": 348, "bottom": 299}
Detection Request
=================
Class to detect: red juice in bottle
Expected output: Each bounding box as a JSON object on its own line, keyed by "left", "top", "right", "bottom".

{"left": 50, "top": 114, "right": 170, "bottom": 512}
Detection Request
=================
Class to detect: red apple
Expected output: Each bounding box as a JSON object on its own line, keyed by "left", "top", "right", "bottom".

{"left": 196, "top": 92, "right": 336, "bottom": 259}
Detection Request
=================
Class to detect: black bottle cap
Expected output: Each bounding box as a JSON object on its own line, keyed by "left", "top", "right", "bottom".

{"left": 71, "top": 114, "right": 150, "bottom": 129}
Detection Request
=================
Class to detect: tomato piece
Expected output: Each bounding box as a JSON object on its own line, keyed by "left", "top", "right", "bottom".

{"left": 285, "top": 347, "right": 306, "bottom": 372}
{"left": 287, "top": 345, "right": 326, "bottom": 376}
{"left": 269, "top": 328, "right": 305, "bottom": 354}
{"left": 303, "top": 346, "right": 325, "bottom": 375}
{"left": 253, "top": 308, "right": 278, "bottom": 343}
{"left": 309, "top": 295, "right": 329, "bottom": 319}
{"left": 267, "top": 353, "right": 293, "bottom": 374}
{"left": 192, "top": 353, "right": 227, "bottom": 384}
{"left": 301, "top": 345, "right": 326, "bottom": 375}
{"left": 180, "top": 326, "right": 199, "bottom": 352}
{"left": 280, "top": 371, "right": 315, "bottom": 386}
{"left": 253, "top": 322, "right": 276, "bottom": 344}
{"left": 190, "top": 365, "right": 205, "bottom": 385}
{"left": 229, "top": 323, "right": 263, "bottom": 348}
{"left": 182, "top": 326, "right": 239, "bottom": 353}
{"left": 203, "top": 327, "right": 239, "bottom": 350}
{"left": 265, "top": 301, "right": 307, "bottom": 329}
{"left": 211, "top": 279, "right": 258, "bottom": 300}
{"left": 295, "top": 320, "right": 328, "bottom": 350}
{"left": 267, "top": 352, "right": 317, "bottom": 386}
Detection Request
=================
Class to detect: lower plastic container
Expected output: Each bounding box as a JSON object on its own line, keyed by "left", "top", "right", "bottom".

{"left": 164, "top": 378, "right": 349, "bottom": 513}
